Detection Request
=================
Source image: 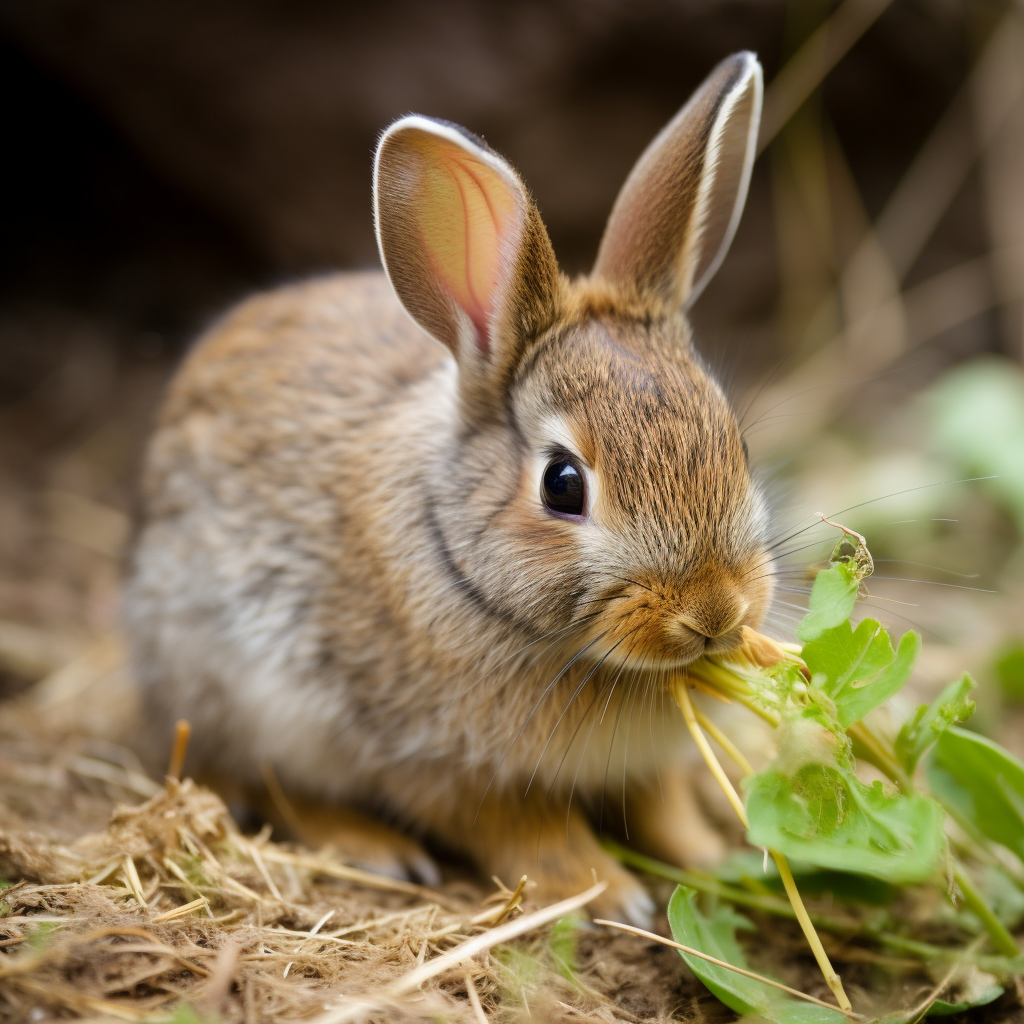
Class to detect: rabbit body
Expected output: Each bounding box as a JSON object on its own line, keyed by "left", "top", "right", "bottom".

{"left": 126, "top": 53, "right": 772, "bottom": 924}
{"left": 129, "top": 272, "right": 691, "bottom": 799}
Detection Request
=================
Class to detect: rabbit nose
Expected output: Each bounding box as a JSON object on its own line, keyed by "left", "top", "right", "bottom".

{"left": 679, "top": 595, "right": 750, "bottom": 642}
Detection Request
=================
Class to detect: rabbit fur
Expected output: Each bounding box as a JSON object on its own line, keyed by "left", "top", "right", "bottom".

{"left": 125, "top": 52, "right": 772, "bottom": 926}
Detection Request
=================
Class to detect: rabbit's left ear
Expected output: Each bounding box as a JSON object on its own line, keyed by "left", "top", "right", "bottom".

{"left": 593, "top": 52, "right": 762, "bottom": 310}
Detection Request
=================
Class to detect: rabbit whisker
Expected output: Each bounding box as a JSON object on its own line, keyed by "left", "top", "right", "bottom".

{"left": 870, "top": 574, "right": 996, "bottom": 594}
{"left": 872, "top": 558, "right": 981, "bottom": 580}
{"left": 474, "top": 629, "right": 610, "bottom": 822}
{"left": 528, "top": 627, "right": 639, "bottom": 798}
{"left": 597, "top": 636, "right": 641, "bottom": 835}
{"left": 619, "top": 651, "right": 651, "bottom": 838}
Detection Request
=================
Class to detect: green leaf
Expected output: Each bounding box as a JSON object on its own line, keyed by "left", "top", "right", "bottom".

{"left": 802, "top": 618, "right": 921, "bottom": 729}
{"left": 166, "top": 1006, "right": 209, "bottom": 1024}
{"left": 895, "top": 674, "right": 976, "bottom": 773}
{"left": 548, "top": 914, "right": 581, "bottom": 983}
{"left": 994, "top": 643, "right": 1024, "bottom": 703}
{"left": 745, "top": 763, "right": 945, "bottom": 883}
{"left": 666, "top": 886, "right": 846, "bottom": 1024}
{"left": 925, "top": 978, "right": 1004, "bottom": 1017}
{"left": 797, "top": 562, "right": 860, "bottom": 643}
{"left": 928, "top": 727, "right": 1024, "bottom": 866}
{"left": 715, "top": 850, "right": 897, "bottom": 905}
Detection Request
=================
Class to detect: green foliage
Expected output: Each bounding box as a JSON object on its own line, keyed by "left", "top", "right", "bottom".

{"left": 745, "top": 761, "right": 945, "bottom": 883}
{"left": 803, "top": 618, "right": 921, "bottom": 729}
{"left": 796, "top": 562, "right": 860, "bottom": 643}
{"left": 924, "top": 981, "right": 1004, "bottom": 1017}
{"left": 994, "top": 643, "right": 1024, "bottom": 702}
{"left": 928, "top": 727, "right": 1024, "bottom": 867}
{"left": 164, "top": 1005, "right": 210, "bottom": 1024}
{"left": 667, "top": 887, "right": 846, "bottom": 1024}
{"left": 895, "top": 674, "right": 976, "bottom": 773}
{"left": 658, "top": 536, "right": 1024, "bottom": 1020}
{"left": 925, "top": 357, "right": 1024, "bottom": 535}
{"left": 547, "top": 914, "right": 581, "bottom": 984}
{"left": 744, "top": 596, "right": 942, "bottom": 882}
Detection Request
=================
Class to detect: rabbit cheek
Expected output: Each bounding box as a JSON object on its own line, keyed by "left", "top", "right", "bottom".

{"left": 735, "top": 551, "right": 775, "bottom": 631}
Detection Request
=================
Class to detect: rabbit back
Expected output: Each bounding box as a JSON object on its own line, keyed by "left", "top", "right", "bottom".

{"left": 125, "top": 271, "right": 454, "bottom": 795}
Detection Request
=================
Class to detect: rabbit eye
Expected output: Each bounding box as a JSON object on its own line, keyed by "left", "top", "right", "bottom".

{"left": 741, "top": 437, "right": 749, "bottom": 463}
{"left": 542, "top": 458, "right": 585, "bottom": 517}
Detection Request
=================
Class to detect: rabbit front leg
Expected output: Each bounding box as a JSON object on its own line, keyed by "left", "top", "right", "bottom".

{"left": 250, "top": 782, "right": 440, "bottom": 886}
{"left": 624, "top": 768, "right": 727, "bottom": 870}
{"left": 429, "top": 787, "right": 655, "bottom": 928}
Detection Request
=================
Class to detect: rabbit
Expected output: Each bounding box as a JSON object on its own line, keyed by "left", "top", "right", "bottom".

{"left": 124, "top": 51, "right": 772, "bottom": 927}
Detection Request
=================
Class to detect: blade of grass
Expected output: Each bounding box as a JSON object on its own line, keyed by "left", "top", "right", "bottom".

{"left": 953, "top": 865, "right": 1019, "bottom": 958}
{"left": 759, "top": 0, "right": 897, "bottom": 150}
{"left": 594, "top": 918, "right": 862, "bottom": 1018}
{"left": 309, "top": 882, "right": 606, "bottom": 1024}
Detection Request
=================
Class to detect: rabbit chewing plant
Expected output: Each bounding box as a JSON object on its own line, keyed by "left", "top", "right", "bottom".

{"left": 125, "top": 52, "right": 773, "bottom": 926}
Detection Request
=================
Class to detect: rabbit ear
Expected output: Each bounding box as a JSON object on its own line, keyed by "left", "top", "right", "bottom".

{"left": 374, "top": 116, "right": 560, "bottom": 389}
{"left": 593, "top": 52, "right": 762, "bottom": 310}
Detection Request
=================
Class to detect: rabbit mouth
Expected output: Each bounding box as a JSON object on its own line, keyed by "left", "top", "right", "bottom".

{"left": 580, "top": 613, "right": 750, "bottom": 673}
{"left": 578, "top": 567, "right": 769, "bottom": 671}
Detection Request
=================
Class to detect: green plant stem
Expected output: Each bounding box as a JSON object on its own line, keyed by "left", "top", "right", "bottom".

{"left": 875, "top": 933, "right": 1023, "bottom": 975}
{"left": 614, "top": 842, "right": 1024, "bottom": 977}
{"left": 605, "top": 841, "right": 855, "bottom": 929}
{"left": 772, "top": 851, "right": 852, "bottom": 1011}
{"left": 953, "top": 864, "right": 1019, "bottom": 957}
{"left": 673, "top": 679, "right": 852, "bottom": 1011}
{"left": 847, "top": 721, "right": 912, "bottom": 791}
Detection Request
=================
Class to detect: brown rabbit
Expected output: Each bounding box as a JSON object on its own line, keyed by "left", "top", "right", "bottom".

{"left": 125, "top": 52, "right": 772, "bottom": 925}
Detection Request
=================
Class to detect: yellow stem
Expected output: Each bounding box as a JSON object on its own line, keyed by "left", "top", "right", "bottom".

{"left": 672, "top": 677, "right": 853, "bottom": 1013}
{"left": 693, "top": 708, "right": 755, "bottom": 775}
{"left": 773, "top": 852, "right": 852, "bottom": 1011}
{"left": 674, "top": 679, "right": 748, "bottom": 825}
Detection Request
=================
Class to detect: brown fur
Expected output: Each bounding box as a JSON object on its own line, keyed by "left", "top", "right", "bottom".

{"left": 125, "top": 53, "right": 770, "bottom": 925}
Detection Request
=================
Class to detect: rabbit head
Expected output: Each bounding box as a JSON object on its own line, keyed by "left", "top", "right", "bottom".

{"left": 374, "top": 52, "right": 772, "bottom": 674}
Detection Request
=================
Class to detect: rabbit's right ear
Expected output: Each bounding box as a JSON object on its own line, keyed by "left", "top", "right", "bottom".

{"left": 374, "top": 117, "right": 560, "bottom": 405}
{"left": 593, "top": 52, "right": 762, "bottom": 311}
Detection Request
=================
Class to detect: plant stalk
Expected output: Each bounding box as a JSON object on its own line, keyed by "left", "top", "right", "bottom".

{"left": 953, "top": 864, "right": 1019, "bottom": 957}
{"left": 847, "top": 721, "right": 912, "bottom": 791}
{"left": 773, "top": 851, "right": 852, "bottom": 1010}
{"left": 673, "top": 677, "right": 853, "bottom": 1012}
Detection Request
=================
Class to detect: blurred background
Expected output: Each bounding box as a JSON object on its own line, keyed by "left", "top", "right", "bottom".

{"left": 1, "top": 0, "right": 1023, "bottom": 748}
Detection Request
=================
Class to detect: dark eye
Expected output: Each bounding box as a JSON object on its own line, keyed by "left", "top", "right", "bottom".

{"left": 741, "top": 437, "right": 749, "bottom": 463}
{"left": 542, "top": 458, "right": 585, "bottom": 517}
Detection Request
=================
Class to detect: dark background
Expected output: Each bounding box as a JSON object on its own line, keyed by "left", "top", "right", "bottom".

{"left": 0, "top": 0, "right": 1021, "bottom": 704}
{"left": 0, "top": 1, "right": 1000, "bottom": 361}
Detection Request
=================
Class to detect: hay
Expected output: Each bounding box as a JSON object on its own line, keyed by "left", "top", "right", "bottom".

{"left": 0, "top": 699, "right": 714, "bottom": 1023}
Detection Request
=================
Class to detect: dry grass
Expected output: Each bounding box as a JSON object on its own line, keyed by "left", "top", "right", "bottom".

{"left": 0, "top": 688, "right": 716, "bottom": 1024}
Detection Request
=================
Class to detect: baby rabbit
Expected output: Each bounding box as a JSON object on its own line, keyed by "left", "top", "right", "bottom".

{"left": 125, "top": 52, "right": 772, "bottom": 926}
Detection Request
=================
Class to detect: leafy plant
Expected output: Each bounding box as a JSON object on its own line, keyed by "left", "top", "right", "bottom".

{"left": 614, "top": 525, "right": 1024, "bottom": 1021}
{"left": 928, "top": 727, "right": 1024, "bottom": 866}
{"left": 667, "top": 887, "right": 845, "bottom": 1024}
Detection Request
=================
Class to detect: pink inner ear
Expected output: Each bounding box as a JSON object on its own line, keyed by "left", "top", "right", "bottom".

{"left": 416, "top": 145, "right": 520, "bottom": 356}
